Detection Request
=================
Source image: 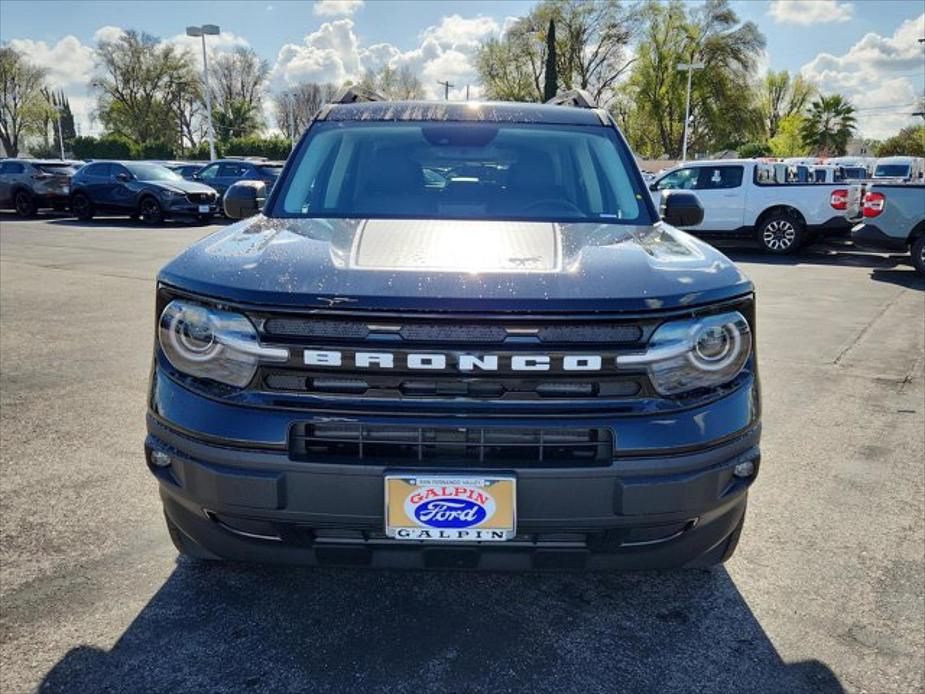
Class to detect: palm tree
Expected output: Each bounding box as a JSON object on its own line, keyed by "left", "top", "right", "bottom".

{"left": 800, "top": 94, "right": 856, "bottom": 156}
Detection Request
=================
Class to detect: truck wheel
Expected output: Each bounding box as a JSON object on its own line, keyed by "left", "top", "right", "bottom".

{"left": 14, "top": 191, "right": 37, "bottom": 218}
{"left": 71, "top": 193, "right": 94, "bottom": 221}
{"left": 164, "top": 512, "right": 222, "bottom": 562}
{"left": 140, "top": 196, "right": 164, "bottom": 225}
{"left": 757, "top": 213, "right": 804, "bottom": 254}
{"left": 911, "top": 236, "right": 925, "bottom": 275}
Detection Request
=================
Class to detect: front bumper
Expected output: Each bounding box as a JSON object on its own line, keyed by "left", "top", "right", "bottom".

{"left": 163, "top": 198, "right": 218, "bottom": 217}
{"left": 146, "top": 371, "right": 761, "bottom": 570}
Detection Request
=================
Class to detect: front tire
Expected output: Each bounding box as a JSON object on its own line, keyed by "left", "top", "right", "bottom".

{"left": 139, "top": 196, "right": 164, "bottom": 225}
{"left": 14, "top": 191, "right": 37, "bottom": 217}
{"left": 71, "top": 192, "right": 94, "bottom": 221}
{"left": 757, "top": 212, "right": 805, "bottom": 255}
{"left": 911, "top": 235, "right": 925, "bottom": 275}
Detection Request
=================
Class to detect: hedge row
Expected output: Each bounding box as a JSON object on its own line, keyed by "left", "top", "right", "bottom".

{"left": 70, "top": 135, "right": 293, "bottom": 161}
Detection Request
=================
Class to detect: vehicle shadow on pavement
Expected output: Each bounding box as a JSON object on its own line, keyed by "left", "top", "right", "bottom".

{"left": 38, "top": 560, "right": 844, "bottom": 694}
{"left": 718, "top": 243, "right": 924, "bottom": 290}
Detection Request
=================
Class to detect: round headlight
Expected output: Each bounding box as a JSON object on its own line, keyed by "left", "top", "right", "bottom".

{"left": 690, "top": 322, "right": 741, "bottom": 371}
{"left": 158, "top": 299, "right": 288, "bottom": 387}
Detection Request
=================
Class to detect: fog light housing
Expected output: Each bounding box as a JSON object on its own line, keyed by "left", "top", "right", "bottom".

{"left": 733, "top": 460, "right": 755, "bottom": 478}
{"left": 150, "top": 450, "right": 172, "bottom": 468}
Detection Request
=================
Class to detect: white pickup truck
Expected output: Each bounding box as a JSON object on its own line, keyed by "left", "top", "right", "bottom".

{"left": 649, "top": 159, "right": 858, "bottom": 254}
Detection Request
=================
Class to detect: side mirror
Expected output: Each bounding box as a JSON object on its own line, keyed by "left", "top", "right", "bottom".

{"left": 116, "top": 172, "right": 131, "bottom": 182}
{"left": 649, "top": 183, "right": 659, "bottom": 192}
{"left": 223, "top": 180, "right": 267, "bottom": 219}
{"left": 659, "top": 190, "right": 704, "bottom": 228}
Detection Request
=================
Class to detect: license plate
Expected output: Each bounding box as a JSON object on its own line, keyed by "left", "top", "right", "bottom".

{"left": 385, "top": 474, "right": 516, "bottom": 542}
{"left": 198, "top": 204, "right": 210, "bottom": 213}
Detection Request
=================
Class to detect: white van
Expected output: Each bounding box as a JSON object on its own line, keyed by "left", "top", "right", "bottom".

{"left": 872, "top": 156, "right": 925, "bottom": 182}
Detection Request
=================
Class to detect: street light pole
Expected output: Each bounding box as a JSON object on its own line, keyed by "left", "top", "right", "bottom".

{"left": 187, "top": 24, "right": 221, "bottom": 161}
{"left": 677, "top": 61, "right": 704, "bottom": 162}
{"left": 286, "top": 92, "right": 295, "bottom": 149}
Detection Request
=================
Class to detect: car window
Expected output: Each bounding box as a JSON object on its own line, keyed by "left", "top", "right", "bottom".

{"left": 874, "top": 164, "right": 910, "bottom": 177}
{"left": 657, "top": 168, "right": 697, "bottom": 190}
{"left": 38, "top": 164, "right": 79, "bottom": 175}
{"left": 197, "top": 164, "right": 219, "bottom": 179}
{"left": 2, "top": 162, "right": 25, "bottom": 174}
{"left": 125, "top": 163, "right": 181, "bottom": 181}
{"left": 257, "top": 165, "right": 284, "bottom": 178}
{"left": 695, "top": 166, "right": 743, "bottom": 190}
{"left": 274, "top": 121, "right": 649, "bottom": 224}
{"left": 83, "top": 163, "right": 112, "bottom": 177}
{"left": 219, "top": 163, "right": 248, "bottom": 178}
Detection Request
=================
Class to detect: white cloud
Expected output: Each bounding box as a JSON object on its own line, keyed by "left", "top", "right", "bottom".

{"left": 419, "top": 15, "right": 499, "bottom": 52}
{"left": 768, "top": 0, "right": 854, "bottom": 26}
{"left": 7, "top": 36, "right": 94, "bottom": 90}
{"left": 271, "top": 13, "right": 495, "bottom": 99}
{"left": 801, "top": 13, "right": 925, "bottom": 139}
{"left": 313, "top": 0, "right": 363, "bottom": 17}
{"left": 92, "top": 25, "right": 126, "bottom": 43}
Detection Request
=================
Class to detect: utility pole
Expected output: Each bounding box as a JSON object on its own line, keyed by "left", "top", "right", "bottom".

{"left": 436, "top": 80, "right": 454, "bottom": 100}
{"left": 466, "top": 84, "right": 470, "bottom": 101}
{"left": 286, "top": 92, "right": 296, "bottom": 148}
{"left": 677, "top": 60, "right": 704, "bottom": 162}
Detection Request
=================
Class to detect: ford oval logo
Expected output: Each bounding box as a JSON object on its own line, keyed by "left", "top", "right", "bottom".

{"left": 413, "top": 499, "right": 487, "bottom": 528}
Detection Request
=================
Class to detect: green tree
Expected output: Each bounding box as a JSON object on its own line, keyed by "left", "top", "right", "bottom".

{"left": 543, "top": 19, "right": 558, "bottom": 101}
{"left": 800, "top": 94, "right": 856, "bottom": 156}
{"left": 769, "top": 113, "right": 810, "bottom": 157}
{"left": 761, "top": 69, "right": 814, "bottom": 139}
{"left": 876, "top": 125, "right": 925, "bottom": 157}
{"left": 738, "top": 141, "right": 771, "bottom": 158}
{"left": 621, "top": 0, "right": 766, "bottom": 158}
{"left": 0, "top": 46, "right": 48, "bottom": 156}
{"left": 71, "top": 134, "right": 138, "bottom": 159}
{"left": 92, "top": 30, "right": 198, "bottom": 147}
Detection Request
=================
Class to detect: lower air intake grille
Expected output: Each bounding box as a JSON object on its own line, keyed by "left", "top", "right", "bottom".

{"left": 290, "top": 423, "right": 613, "bottom": 468}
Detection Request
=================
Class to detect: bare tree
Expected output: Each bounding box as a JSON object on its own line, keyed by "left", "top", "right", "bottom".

{"left": 209, "top": 46, "right": 269, "bottom": 139}
{"left": 0, "top": 46, "right": 48, "bottom": 156}
{"left": 274, "top": 82, "right": 339, "bottom": 140}
{"left": 357, "top": 65, "right": 424, "bottom": 100}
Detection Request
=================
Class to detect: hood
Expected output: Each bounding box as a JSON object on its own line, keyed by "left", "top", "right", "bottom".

{"left": 158, "top": 216, "right": 753, "bottom": 312}
{"left": 146, "top": 179, "right": 217, "bottom": 195}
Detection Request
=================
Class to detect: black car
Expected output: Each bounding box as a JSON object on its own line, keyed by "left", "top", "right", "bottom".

{"left": 147, "top": 90, "right": 760, "bottom": 571}
{"left": 70, "top": 161, "right": 220, "bottom": 224}
{"left": 192, "top": 159, "right": 284, "bottom": 197}
{"left": 0, "top": 159, "right": 82, "bottom": 216}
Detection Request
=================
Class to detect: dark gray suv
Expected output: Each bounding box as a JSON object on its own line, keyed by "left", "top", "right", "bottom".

{"left": 0, "top": 159, "right": 81, "bottom": 216}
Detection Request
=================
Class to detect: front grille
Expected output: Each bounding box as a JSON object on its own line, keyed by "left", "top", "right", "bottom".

{"left": 289, "top": 423, "right": 613, "bottom": 467}
{"left": 263, "top": 369, "right": 644, "bottom": 400}
{"left": 186, "top": 192, "right": 216, "bottom": 204}
{"left": 261, "top": 317, "right": 645, "bottom": 344}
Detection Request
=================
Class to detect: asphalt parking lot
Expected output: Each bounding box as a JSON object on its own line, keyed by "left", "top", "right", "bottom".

{"left": 1, "top": 213, "right": 923, "bottom": 694}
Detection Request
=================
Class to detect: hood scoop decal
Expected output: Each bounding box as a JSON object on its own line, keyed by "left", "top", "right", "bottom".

{"left": 351, "top": 219, "right": 560, "bottom": 273}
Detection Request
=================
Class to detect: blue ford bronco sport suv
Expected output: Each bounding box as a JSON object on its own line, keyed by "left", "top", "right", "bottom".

{"left": 146, "top": 89, "right": 761, "bottom": 570}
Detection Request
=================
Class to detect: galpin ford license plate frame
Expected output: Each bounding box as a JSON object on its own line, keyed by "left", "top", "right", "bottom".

{"left": 384, "top": 474, "right": 516, "bottom": 542}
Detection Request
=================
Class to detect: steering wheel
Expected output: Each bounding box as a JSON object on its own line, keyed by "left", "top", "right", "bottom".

{"left": 521, "top": 199, "right": 584, "bottom": 216}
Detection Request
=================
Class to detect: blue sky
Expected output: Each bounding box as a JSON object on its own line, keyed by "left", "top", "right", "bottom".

{"left": 1, "top": 0, "right": 923, "bottom": 139}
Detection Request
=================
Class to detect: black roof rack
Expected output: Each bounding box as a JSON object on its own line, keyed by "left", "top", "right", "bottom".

{"left": 331, "top": 86, "right": 385, "bottom": 104}
{"left": 545, "top": 89, "right": 597, "bottom": 108}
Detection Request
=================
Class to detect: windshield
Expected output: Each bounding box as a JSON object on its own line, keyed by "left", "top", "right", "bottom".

{"left": 125, "top": 163, "right": 182, "bottom": 181}
{"left": 874, "top": 164, "right": 910, "bottom": 178}
{"left": 272, "top": 121, "right": 650, "bottom": 224}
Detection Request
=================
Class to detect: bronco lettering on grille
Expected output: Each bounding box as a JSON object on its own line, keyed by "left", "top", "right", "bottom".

{"left": 303, "top": 350, "right": 611, "bottom": 372}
